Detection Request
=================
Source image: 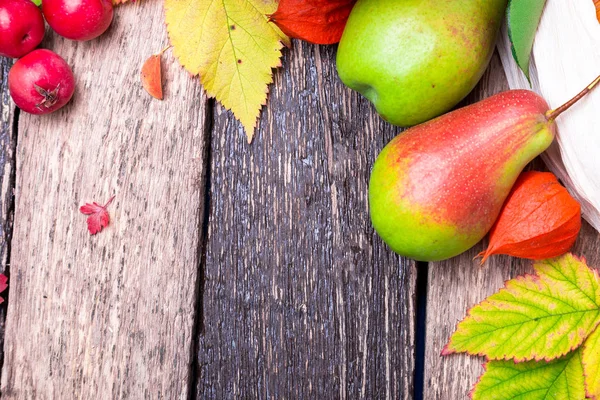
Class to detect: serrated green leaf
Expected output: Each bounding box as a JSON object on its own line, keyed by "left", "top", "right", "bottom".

{"left": 583, "top": 326, "right": 600, "bottom": 398}
{"left": 31, "top": 0, "right": 41, "bottom": 5}
{"left": 507, "top": 0, "right": 547, "bottom": 81}
{"left": 444, "top": 254, "right": 600, "bottom": 362}
{"left": 472, "top": 348, "right": 585, "bottom": 400}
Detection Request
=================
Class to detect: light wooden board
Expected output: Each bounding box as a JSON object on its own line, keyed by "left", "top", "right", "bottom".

{"left": 0, "top": 57, "right": 16, "bottom": 380}
{"left": 196, "top": 40, "right": 418, "bottom": 399}
{"left": 423, "top": 53, "right": 600, "bottom": 399}
{"left": 0, "top": 4, "right": 208, "bottom": 399}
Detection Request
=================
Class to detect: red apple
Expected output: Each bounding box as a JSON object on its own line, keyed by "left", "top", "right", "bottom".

{"left": 42, "top": 0, "right": 113, "bottom": 41}
{"left": 9, "top": 49, "right": 75, "bottom": 114}
{"left": 0, "top": 0, "right": 45, "bottom": 58}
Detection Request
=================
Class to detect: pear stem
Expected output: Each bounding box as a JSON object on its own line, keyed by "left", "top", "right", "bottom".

{"left": 546, "top": 74, "right": 600, "bottom": 122}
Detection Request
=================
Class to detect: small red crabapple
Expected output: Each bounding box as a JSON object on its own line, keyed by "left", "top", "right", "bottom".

{"left": 0, "top": 0, "right": 46, "bottom": 58}
{"left": 42, "top": 0, "right": 114, "bottom": 41}
{"left": 8, "top": 49, "right": 75, "bottom": 115}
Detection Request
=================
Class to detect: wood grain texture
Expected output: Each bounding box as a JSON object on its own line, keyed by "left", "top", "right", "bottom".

{"left": 0, "top": 57, "right": 16, "bottom": 379}
{"left": 0, "top": 58, "right": 15, "bottom": 269}
{"left": 423, "top": 53, "right": 600, "bottom": 399}
{"left": 196, "top": 41, "right": 417, "bottom": 400}
{"left": 0, "top": 4, "right": 208, "bottom": 399}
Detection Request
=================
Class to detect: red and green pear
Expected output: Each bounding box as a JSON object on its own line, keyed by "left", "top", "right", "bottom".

{"left": 369, "top": 77, "right": 600, "bottom": 261}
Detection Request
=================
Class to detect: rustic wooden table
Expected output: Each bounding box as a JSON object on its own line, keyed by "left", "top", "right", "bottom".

{"left": 0, "top": 4, "right": 598, "bottom": 400}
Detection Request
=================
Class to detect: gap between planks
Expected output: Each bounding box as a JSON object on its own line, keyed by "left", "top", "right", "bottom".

{"left": 0, "top": 57, "right": 17, "bottom": 391}
{"left": 187, "top": 99, "right": 215, "bottom": 400}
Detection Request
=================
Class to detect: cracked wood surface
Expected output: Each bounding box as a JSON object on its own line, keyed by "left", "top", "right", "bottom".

{"left": 196, "top": 40, "right": 417, "bottom": 399}
{"left": 0, "top": 4, "right": 208, "bottom": 399}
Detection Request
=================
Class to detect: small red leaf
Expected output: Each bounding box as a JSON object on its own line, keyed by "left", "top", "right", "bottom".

{"left": 0, "top": 274, "right": 7, "bottom": 304}
{"left": 141, "top": 54, "right": 163, "bottom": 100}
{"left": 80, "top": 195, "right": 115, "bottom": 235}
{"left": 269, "top": 0, "right": 356, "bottom": 45}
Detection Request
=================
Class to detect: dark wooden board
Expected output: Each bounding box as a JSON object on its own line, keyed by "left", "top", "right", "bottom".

{"left": 0, "top": 57, "right": 16, "bottom": 382}
{"left": 0, "top": 58, "right": 15, "bottom": 270}
{"left": 196, "top": 41, "right": 418, "bottom": 399}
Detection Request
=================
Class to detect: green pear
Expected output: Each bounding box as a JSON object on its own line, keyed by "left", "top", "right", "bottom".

{"left": 336, "top": 0, "right": 507, "bottom": 127}
{"left": 369, "top": 77, "right": 600, "bottom": 261}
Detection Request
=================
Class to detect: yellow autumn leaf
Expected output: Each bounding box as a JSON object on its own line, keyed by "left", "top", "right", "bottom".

{"left": 165, "top": 0, "right": 290, "bottom": 142}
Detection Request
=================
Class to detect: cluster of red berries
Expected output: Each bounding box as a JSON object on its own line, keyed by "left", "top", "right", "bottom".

{"left": 0, "top": 0, "right": 114, "bottom": 114}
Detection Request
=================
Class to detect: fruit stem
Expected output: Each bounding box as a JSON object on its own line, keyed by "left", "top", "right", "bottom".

{"left": 103, "top": 195, "right": 116, "bottom": 209}
{"left": 159, "top": 45, "right": 172, "bottom": 56}
{"left": 546, "top": 74, "right": 600, "bottom": 121}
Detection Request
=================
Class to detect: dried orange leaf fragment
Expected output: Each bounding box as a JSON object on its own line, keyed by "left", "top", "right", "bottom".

{"left": 141, "top": 54, "right": 163, "bottom": 100}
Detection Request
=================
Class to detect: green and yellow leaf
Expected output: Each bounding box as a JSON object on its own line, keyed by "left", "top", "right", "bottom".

{"left": 583, "top": 326, "right": 600, "bottom": 398}
{"left": 165, "top": 0, "right": 290, "bottom": 142}
{"left": 471, "top": 348, "right": 585, "bottom": 400}
{"left": 444, "top": 253, "right": 600, "bottom": 362}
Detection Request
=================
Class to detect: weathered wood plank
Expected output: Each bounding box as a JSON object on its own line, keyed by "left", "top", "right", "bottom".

{"left": 0, "top": 58, "right": 15, "bottom": 269}
{"left": 197, "top": 41, "right": 417, "bottom": 399}
{"left": 423, "top": 53, "right": 600, "bottom": 398}
{"left": 0, "top": 57, "right": 16, "bottom": 378}
{"left": 0, "top": 5, "right": 208, "bottom": 399}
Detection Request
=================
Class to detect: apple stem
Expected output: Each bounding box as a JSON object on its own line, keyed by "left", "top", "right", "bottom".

{"left": 546, "top": 74, "right": 600, "bottom": 122}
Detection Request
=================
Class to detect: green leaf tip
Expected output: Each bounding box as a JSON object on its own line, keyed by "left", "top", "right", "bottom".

{"left": 506, "top": 0, "right": 548, "bottom": 83}
{"left": 582, "top": 326, "right": 600, "bottom": 398}
{"left": 471, "top": 349, "right": 586, "bottom": 400}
